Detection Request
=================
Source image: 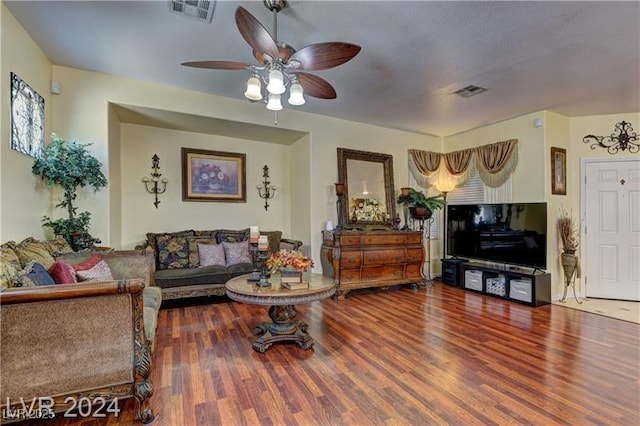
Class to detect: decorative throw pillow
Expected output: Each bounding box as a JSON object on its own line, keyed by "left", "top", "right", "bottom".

{"left": 156, "top": 235, "right": 190, "bottom": 269}
{"left": 0, "top": 244, "right": 22, "bottom": 288}
{"left": 146, "top": 230, "right": 194, "bottom": 260}
{"left": 197, "top": 243, "right": 227, "bottom": 267}
{"left": 186, "top": 237, "right": 217, "bottom": 267}
{"left": 215, "top": 228, "right": 250, "bottom": 244}
{"left": 17, "top": 262, "right": 56, "bottom": 287}
{"left": 76, "top": 260, "right": 114, "bottom": 282}
{"left": 194, "top": 230, "right": 217, "bottom": 238}
{"left": 13, "top": 238, "right": 55, "bottom": 269}
{"left": 260, "top": 231, "right": 283, "bottom": 256}
{"left": 48, "top": 259, "right": 78, "bottom": 284}
{"left": 47, "top": 236, "right": 74, "bottom": 256}
{"left": 222, "top": 241, "right": 251, "bottom": 266}
{"left": 72, "top": 255, "right": 103, "bottom": 272}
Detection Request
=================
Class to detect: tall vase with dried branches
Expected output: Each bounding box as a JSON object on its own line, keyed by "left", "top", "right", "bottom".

{"left": 558, "top": 207, "right": 581, "bottom": 303}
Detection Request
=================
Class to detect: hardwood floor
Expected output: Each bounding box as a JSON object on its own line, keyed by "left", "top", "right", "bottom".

{"left": 49, "top": 283, "right": 639, "bottom": 425}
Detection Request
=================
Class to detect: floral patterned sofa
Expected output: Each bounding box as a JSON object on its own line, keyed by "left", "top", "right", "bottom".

{"left": 138, "top": 228, "right": 302, "bottom": 300}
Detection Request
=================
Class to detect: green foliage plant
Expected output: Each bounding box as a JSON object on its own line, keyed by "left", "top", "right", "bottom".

{"left": 32, "top": 133, "right": 108, "bottom": 245}
{"left": 397, "top": 188, "right": 445, "bottom": 210}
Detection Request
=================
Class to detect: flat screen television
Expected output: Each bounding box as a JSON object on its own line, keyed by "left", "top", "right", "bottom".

{"left": 446, "top": 202, "right": 547, "bottom": 269}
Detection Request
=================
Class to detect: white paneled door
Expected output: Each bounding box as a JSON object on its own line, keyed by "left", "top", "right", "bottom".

{"left": 584, "top": 159, "right": 640, "bottom": 301}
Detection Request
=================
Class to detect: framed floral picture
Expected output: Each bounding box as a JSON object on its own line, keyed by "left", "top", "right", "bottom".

{"left": 181, "top": 148, "right": 246, "bottom": 202}
{"left": 550, "top": 147, "right": 567, "bottom": 195}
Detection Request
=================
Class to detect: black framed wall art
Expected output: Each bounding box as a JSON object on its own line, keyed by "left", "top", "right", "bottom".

{"left": 10, "top": 72, "right": 45, "bottom": 158}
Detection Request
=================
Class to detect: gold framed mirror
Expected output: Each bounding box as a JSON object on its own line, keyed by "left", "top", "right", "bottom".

{"left": 337, "top": 148, "right": 396, "bottom": 228}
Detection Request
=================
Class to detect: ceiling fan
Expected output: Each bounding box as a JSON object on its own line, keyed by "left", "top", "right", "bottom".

{"left": 181, "top": 0, "right": 361, "bottom": 110}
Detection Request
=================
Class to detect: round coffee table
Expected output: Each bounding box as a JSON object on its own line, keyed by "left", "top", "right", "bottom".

{"left": 225, "top": 272, "right": 335, "bottom": 352}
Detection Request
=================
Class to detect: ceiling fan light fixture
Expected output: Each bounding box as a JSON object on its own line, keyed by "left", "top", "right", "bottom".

{"left": 267, "top": 69, "right": 286, "bottom": 95}
{"left": 266, "top": 93, "right": 283, "bottom": 111}
{"left": 288, "top": 82, "right": 305, "bottom": 105}
{"left": 182, "top": 5, "right": 361, "bottom": 112}
{"left": 244, "top": 75, "right": 263, "bottom": 101}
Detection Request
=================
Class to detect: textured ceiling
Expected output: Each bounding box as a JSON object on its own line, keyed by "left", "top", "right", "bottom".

{"left": 6, "top": 1, "right": 640, "bottom": 137}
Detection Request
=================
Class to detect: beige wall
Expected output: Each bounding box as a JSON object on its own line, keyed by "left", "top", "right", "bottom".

{"left": 0, "top": 3, "right": 52, "bottom": 242}
{"left": 306, "top": 118, "right": 439, "bottom": 264}
{"left": 290, "top": 135, "right": 312, "bottom": 254}
{"left": 3, "top": 4, "right": 637, "bottom": 294}
{"left": 544, "top": 111, "right": 571, "bottom": 298}
{"left": 441, "top": 110, "right": 640, "bottom": 298}
{"left": 45, "top": 65, "right": 438, "bottom": 272}
{"left": 567, "top": 112, "right": 640, "bottom": 297}
{"left": 119, "top": 123, "right": 292, "bottom": 249}
{"left": 444, "top": 111, "right": 547, "bottom": 202}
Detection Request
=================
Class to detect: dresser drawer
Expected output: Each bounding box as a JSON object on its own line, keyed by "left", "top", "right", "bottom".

{"left": 338, "top": 235, "right": 362, "bottom": 246}
{"left": 363, "top": 249, "right": 405, "bottom": 265}
{"left": 405, "top": 233, "right": 422, "bottom": 244}
{"left": 361, "top": 265, "right": 404, "bottom": 282}
{"left": 338, "top": 251, "right": 362, "bottom": 267}
{"left": 406, "top": 248, "right": 424, "bottom": 262}
{"left": 405, "top": 263, "right": 423, "bottom": 280}
{"left": 362, "top": 234, "right": 405, "bottom": 246}
{"left": 338, "top": 268, "right": 361, "bottom": 283}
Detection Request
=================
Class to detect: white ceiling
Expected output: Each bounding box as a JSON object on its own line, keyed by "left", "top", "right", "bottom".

{"left": 6, "top": 1, "right": 640, "bottom": 137}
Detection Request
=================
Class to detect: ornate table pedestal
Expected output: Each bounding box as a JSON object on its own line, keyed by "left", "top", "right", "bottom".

{"left": 253, "top": 304, "right": 312, "bottom": 352}
{"left": 225, "top": 272, "right": 335, "bottom": 353}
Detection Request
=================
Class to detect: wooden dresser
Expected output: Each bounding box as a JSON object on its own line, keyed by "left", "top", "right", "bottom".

{"left": 320, "top": 230, "right": 425, "bottom": 300}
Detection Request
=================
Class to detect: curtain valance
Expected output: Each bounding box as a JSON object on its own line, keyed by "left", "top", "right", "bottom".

{"left": 409, "top": 139, "right": 518, "bottom": 189}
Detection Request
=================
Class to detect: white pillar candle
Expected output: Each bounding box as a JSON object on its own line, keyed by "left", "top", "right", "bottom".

{"left": 258, "top": 235, "right": 269, "bottom": 251}
{"left": 250, "top": 225, "right": 260, "bottom": 243}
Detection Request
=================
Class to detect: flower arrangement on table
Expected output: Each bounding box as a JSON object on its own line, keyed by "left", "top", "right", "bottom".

{"left": 266, "top": 249, "right": 314, "bottom": 273}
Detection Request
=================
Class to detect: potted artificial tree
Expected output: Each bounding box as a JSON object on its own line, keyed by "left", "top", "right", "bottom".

{"left": 397, "top": 188, "right": 445, "bottom": 220}
{"left": 32, "top": 133, "right": 108, "bottom": 250}
{"left": 557, "top": 206, "right": 581, "bottom": 302}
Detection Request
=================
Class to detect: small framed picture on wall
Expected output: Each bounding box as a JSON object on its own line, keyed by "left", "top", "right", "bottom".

{"left": 551, "top": 147, "right": 566, "bottom": 195}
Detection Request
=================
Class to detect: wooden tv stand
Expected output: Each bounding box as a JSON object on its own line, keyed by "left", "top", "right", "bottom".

{"left": 320, "top": 230, "right": 425, "bottom": 300}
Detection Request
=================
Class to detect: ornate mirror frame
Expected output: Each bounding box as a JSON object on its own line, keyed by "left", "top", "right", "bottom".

{"left": 337, "top": 148, "right": 396, "bottom": 229}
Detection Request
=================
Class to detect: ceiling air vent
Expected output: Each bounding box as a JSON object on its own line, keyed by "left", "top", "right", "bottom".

{"left": 452, "top": 85, "right": 487, "bottom": 98}
{"left": 169, "top": 0, "right": 216, "bottom": 23}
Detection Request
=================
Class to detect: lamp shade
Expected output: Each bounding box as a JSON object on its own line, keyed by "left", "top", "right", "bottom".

{"left": 266, "top": 93, "right": 283, "bottom": 111}
{"left": 434, "top": 166, "right": 455, "bottom": 193}
{"left": 288, "top": 83, "right": 305, "bottom": 105}
{"left": 244, "top": 76, "right": 262, "bottom": 101}
{"left": 266, "top": 69, "right": 285, "bottom": 95}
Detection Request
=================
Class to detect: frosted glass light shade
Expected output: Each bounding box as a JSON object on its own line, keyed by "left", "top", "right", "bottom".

{"left": 288, "top": 83, "right": 305, "bottom": 105}
{"left": 435, "top": 166, "right": 455, "bottom": 193}
{"left": 266, "top": 69, "right": 285, "bottom": 94}
{"left": 244, "top": 76, "right": 262, "bottom": 101}
{"left": 266, "top": 93, "right": 283, "bottom": 111}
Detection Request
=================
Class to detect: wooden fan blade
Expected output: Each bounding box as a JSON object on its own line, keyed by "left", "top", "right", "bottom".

{"left": 289, "top": 42, "right": 361, "bottom": 71}
{"left": 181, "top": 61, "right": 250, "bottom": 70}
{"left": 296, "top": 73, "right": 337, "bottom": 99}
{"left": 235, "top": 6, "right": 280, "bottom": 64}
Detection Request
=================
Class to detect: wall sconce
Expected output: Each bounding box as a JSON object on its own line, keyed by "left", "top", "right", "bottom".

{"left": 142, "top": 154, "right": 168, "bottom": 208}
{"left": 583, "top": 121, "right": 639, "bottom": 155}
{"left": 256, "top": 165, "right": 276, "bottom": 211}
